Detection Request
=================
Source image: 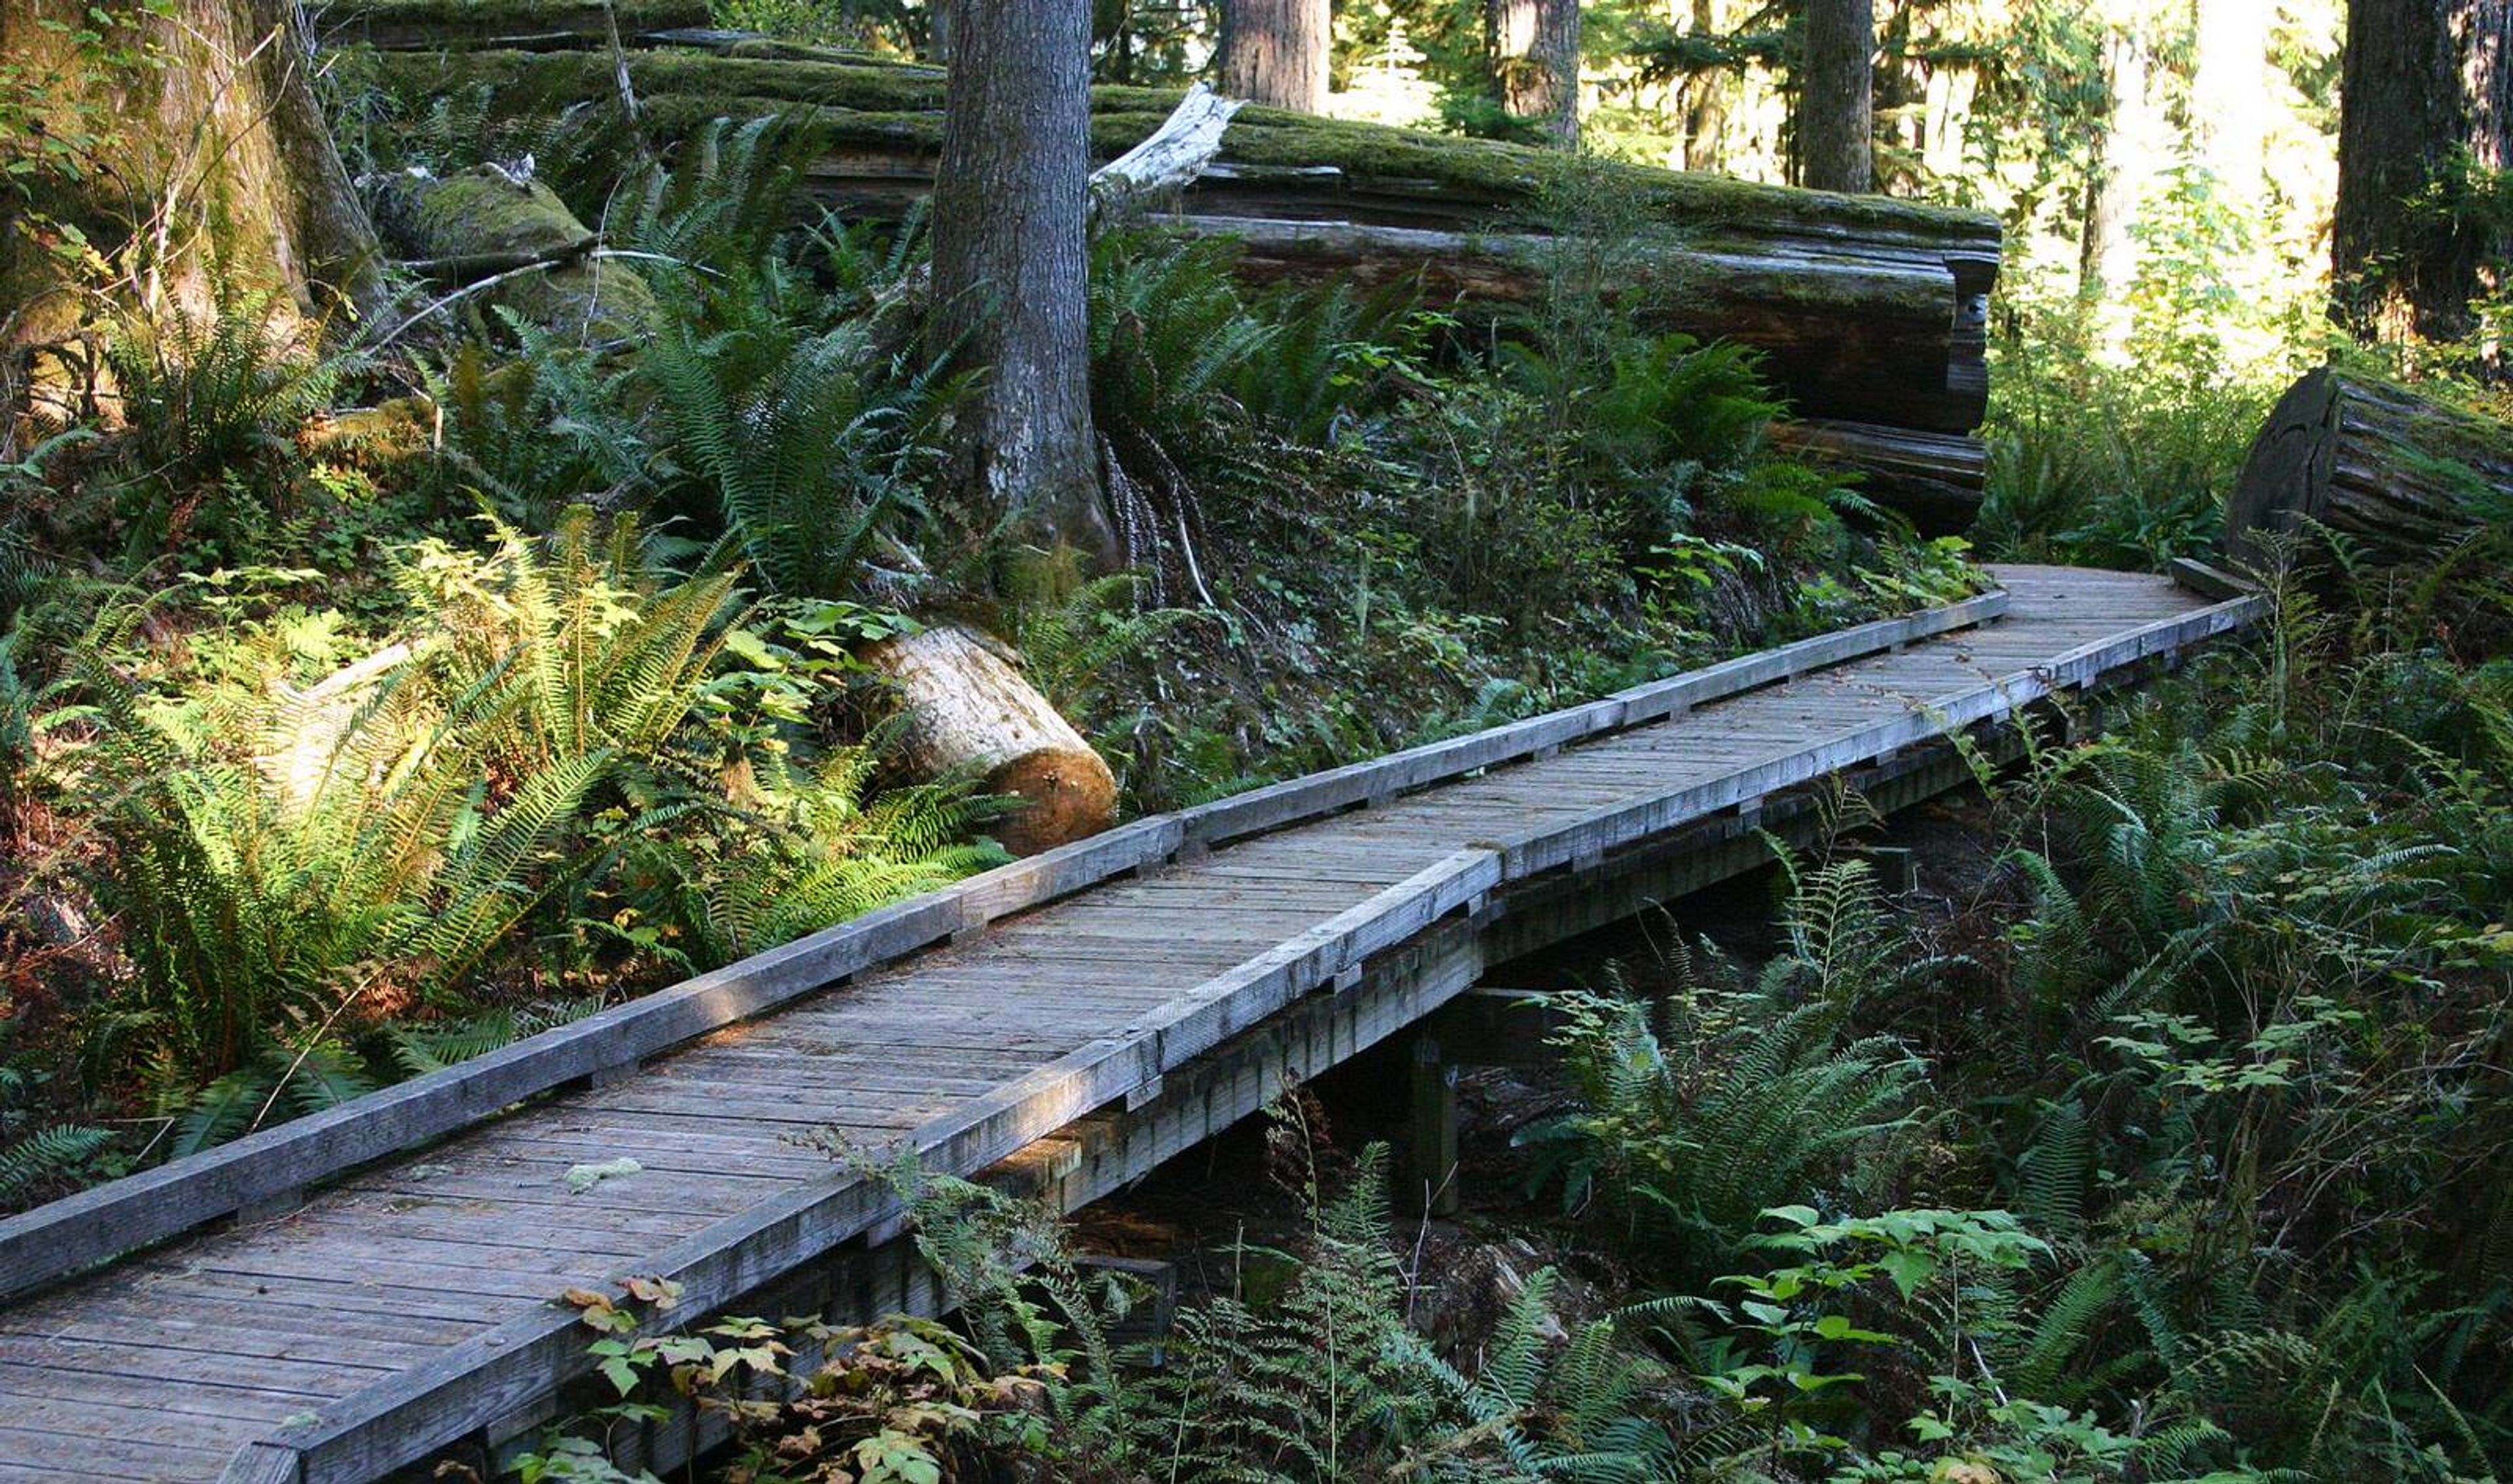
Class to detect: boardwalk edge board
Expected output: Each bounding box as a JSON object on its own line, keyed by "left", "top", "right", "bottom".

{"left": 0, "top": 590, "right": 2007, "bottom": 1304}
{"left": 219, "top": 584, "right": 2255, "bottom": 1484}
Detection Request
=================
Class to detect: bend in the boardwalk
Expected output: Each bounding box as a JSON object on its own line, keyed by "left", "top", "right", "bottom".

{"left": 0, "top": 564, "right": 2258, "bottom": 1484}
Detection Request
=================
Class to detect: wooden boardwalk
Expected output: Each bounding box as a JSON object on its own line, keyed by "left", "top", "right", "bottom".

{"left": 0, "top": 564, "right": 2258, "bottom": 1484}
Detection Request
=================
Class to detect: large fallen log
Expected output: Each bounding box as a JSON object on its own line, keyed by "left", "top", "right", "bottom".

{"left": 351, "top": 46, "right": 2003, "bottom": 437}
{"left": 312, "top": 0, "right": 712, "bottom": 51}
{"left": 367, "top": 166, "right": 656, "bottom": 344}
{"left": 862, "top": 624, "right": 1118, "bottom": 857}
{"left": 1209, "top": 215, "right": 1986, "bottom": 441}
{"left": 1766, "top": 419, "right": 1986, "bottom": 534}
{"left": 2225, "top": 366, "right": 2513, "bottom": 569}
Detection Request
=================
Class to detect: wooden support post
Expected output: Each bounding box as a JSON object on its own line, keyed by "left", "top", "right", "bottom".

{"left": 1857, "top": 845, "right": 1918, "bottom": 896}
{"left": 1407, "top": 1035, "right": 1460, "bottom": 1218}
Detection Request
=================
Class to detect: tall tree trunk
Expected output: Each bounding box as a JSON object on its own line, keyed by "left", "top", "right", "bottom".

{"left": 929, "top": 0, "right": 1116, "bottom": 567}
{"left": 2079, "top": 26, "right": 2162, "bottom": 302}
{"left": 2332, "top": 0, "right": 2513, "bottom": 345}
{"left": 1219, "top": 0, "right": 1330, "bottom": 113}
{"left": 1, "top": 0, "right": 381, "bottom": 417}
{"left": 1799, "top": 0, "right": 1874, "bottom": 192}
{"left": 1487, "top": 0, "right": 1580, "bottom": 148}
{"left": 1677, "top": 0, "right": 1728, "bottom": 172}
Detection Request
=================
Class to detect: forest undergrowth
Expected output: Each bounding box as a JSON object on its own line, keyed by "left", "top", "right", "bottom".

{"left": 0, "top": 109, "right": 1969, "bottom": 1199}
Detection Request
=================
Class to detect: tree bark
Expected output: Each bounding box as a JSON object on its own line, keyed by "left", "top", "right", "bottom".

{"left": 1677, "top": 0, "right": 1729, "bottom": 172}
{"left": 862, "top": 623, "right": 1116, "bottom": 855}
{"left": 2, "top": 0, "right": 382, "bottom": 410}
{"left": 1218, "top": 0, "right": 1330, "bottom": 113}
{"left": 2333, "top": 0, "right": 2513, "bottom": 345}
{"left": 1799, "top": 0, "right": 1874, "bottom": 193}
{"left": 1208, "top": 215, "right": 1995, "bottom": 436}
{"left": 929, "top": 0, "right": 1117, "bottom": 567}
{"left": 1487, "top": 0, "right": 1580, "bottom": 148}
{"left": 1765, "top": 418, "right": 1983, "bottom": 534}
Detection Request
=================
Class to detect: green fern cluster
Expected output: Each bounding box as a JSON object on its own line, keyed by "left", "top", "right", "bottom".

{"left": 612, "top": 744, "right": 1007, "bottom": 972}
{"left": 58, "top": 508, "right": 993, "bottom": 1154}
{"left": 881, "top": 1135, "right": 1688, "bottom": 1484}
{"left": 1518, "top": 857, "right": 1930, "bottom": 1290}
{"left": 71, "top": 509, "right": 723, "bottom": 1124}
{"left": 104, "top": 287, "right": 349, "bottom": 500}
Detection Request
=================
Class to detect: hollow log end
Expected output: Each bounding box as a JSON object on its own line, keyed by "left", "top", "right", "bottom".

{"left": 986, "top": 745, "right": 1119, "bottom": 857}
{"left": 2224, "top": 365, "right": 2340, "bottom": 566}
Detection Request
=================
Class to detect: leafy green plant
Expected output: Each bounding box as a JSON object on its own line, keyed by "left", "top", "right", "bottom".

{"left": 1518, "top": 857, "right": 1932, "bottom": 1288}
{"left": 641, "top": 286, "right": 938, "bottom": 599}
{"left": 102, "top": 285, "right": 352, "bottom": 529}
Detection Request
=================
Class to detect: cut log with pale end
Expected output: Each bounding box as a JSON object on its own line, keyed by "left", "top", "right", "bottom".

{"left": 1766, "top": 419, "right": 1986, "bottom": 535}
{"left": 2226, "top": 367, "right": 2513, "bottom": 568}
{"left": 863, "top": 624, "right": 1117, "bottom": 857}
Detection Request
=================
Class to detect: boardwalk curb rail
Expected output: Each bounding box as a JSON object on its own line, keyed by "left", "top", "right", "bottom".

{"left": 0, "top": 590, "right": 2008, "bottom": 1305}
{"left": 194, "top": 579, "right": 2261, "bottom": 1484}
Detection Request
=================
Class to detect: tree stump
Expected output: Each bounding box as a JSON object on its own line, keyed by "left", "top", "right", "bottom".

{"left": 862, "top": 624, "right": 1116, "bottom": 857}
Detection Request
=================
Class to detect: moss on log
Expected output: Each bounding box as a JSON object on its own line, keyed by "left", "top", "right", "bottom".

{"left": 314, "top": 0, "right": 711, "bottom": 50}
{"left": 354, "top": 46, "right": 2001, "bottom": 434}
{"left": 371, "top": 168, "right": 656, "bottom": 342}
{"left": 2227, "top": 368, "right": 2513, "bottom": 566}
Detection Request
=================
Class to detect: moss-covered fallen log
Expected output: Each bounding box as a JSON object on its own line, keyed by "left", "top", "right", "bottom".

{"left": 312, "top": 0, "right": 712, "bottom": 51}
{"left": 370, "top": 166, "right": 656, "bottom": 343}
{"left": 354, "top": 46, "right": 2003, "bottom": 436}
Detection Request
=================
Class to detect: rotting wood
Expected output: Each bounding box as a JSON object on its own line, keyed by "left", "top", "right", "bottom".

{"left": 861, "top": 622, "right": 1117, "bottom": 856}
{"left": 2226, "top": 366, "right": 2513, "bottom": 582}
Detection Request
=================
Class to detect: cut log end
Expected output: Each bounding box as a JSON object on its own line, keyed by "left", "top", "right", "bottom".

{"left": 864, "top": 623, "right": 1117, "bottom": 857}
{"left": 2224, "top": 366, "right": 2340, "bottom": 565}
{"left": 984, "top": 747, "right": 1121, "bottom": 858}
{"left": 2225, "top": 366, "right": 2513, "bottom": 585}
